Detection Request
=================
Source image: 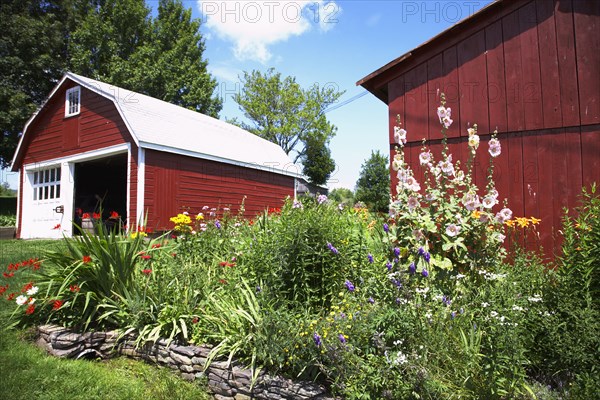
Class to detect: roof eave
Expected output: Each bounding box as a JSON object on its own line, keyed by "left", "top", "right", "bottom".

{"left": 356, "top": 0, "right": 505, "bottom": 104}
{"left": 139, "top": 141, "right": 304, "bottom": 179}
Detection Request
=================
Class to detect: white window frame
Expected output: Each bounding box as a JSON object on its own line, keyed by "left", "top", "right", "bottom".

{"left": 32, "top": 166, "right": 61, "bottom": 202}
{"left": 65, "top": 86, "right": 81, "bottom": 117}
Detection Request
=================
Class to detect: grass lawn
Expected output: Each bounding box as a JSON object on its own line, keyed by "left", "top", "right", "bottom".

{"left": 0, "top": 239, "right": 212, "bottom": 400}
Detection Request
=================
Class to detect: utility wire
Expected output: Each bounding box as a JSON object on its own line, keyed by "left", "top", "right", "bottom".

{"left": 324, "top": 90, "right": 368, "bottom": 113}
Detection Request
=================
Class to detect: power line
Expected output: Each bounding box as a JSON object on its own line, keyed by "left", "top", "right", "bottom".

{"left": 324, "top": 90, "right": 368, "bottom": 113}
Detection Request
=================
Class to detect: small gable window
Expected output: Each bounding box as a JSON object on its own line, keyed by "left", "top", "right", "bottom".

{"left": 65, "top": 86, "right": 81, "bottom": 117}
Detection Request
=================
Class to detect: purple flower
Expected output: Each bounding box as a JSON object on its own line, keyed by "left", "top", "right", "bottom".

{"left": 451, "top": 311, "right": 457, "bottom": 319}
{"left": 423, "top": 252, "right": 431, "bottom": 263}
{"left": 317, "top": 194, "right": 328, "bottom": 205}
{"left": 459, "top": 307, "right": 465, "bottom": 314}
{"left": 339, "top": 312, "right": 346, "bottom": 319}
{"left": 338, "top": 334, "right": 346, "bottom": 344}
{"left": 385, "top": 262, "right": 392, "bottom": 271}
{"left": 418, "top": 247, "right": 425, "bottom": 256}
{"left": 422, "top": 268, "right": 429, "bottom": 278}
{"left": 313, "top": 333, "right": 322, "bottom": 347}
{"left": 395, "top": 298, "right": 402, "bottom": 304}
{"left": 394, "top": 247, "right": 400, "bottom": 257}
{"left": 256, "top": 285, "right": 262, "bottom": 293}
{"left": 345, "top": 279, "right": 355, "bottom": 292}
{"left": 367, "top": 254, "right": 374, "bottom": 264}
{"left": 408, "top": 262, "right": 416, "bottom": 275}
{"left": 327, "top": 242, "right": 339, "bottom": 255}
{"left": 383, "top": 223, "right": 389, "bottom": 233}
{"left": 442, "top": 295, "right": 452, "bottom": 306}
{"left": 368, "top": 297, "right": 375, "bottom": 304}
{"left": 214, "top": 220, "right": 222, "bottom": 229}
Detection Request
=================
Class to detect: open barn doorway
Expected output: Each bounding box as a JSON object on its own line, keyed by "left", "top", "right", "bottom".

{"left": 73, "top": 153, "right": 127, "bottom": 233}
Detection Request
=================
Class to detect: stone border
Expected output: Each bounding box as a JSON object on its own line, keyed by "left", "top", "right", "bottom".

{"left": 36, "top": 325, "right": 333, "bottom": 400}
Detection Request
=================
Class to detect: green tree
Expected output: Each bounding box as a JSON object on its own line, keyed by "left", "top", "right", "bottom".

{"left": 0, "top": 0, "right": 71, "bottom": 167}
{"left": 355, "top": 150, "right": 390, "bottom": 213}
{"left": 232, "top": 68, "right": 343, "bottom": 184}
{"left": 69, "top": 0, "right": 222, "bottom": 116}
{"left": 329, "top": 188, "right": 355, "bottom": 206}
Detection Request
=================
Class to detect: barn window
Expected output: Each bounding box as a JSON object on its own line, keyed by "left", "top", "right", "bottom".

{"left": 33, "top": 167, "right": 61, "bottom": 201}
{"left": 65, "top": 86, "right": 81, "bottom": 117}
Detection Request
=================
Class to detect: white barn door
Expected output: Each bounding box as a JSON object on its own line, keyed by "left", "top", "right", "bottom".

{"left": 21, "top": 166, "right": 65, "bottom": 239}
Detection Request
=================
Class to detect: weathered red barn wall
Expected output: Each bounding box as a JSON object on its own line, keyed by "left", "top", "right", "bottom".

{"left": 13, "top": 80, "right": 137, "bottom": 235}
{"left": 144, "top": 150, "right": 295, "bottom": 231}
{"left": 17, "top": 82, "right": 133, "bottom": 166}
{"left": 381, "top": 0, "right": 599, "bottom": 258}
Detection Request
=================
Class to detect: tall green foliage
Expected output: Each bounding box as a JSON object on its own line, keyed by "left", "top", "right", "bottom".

{"left": 355, "top": 150, "right": 390, "bottom": 212}
{"left": 0, "top": 0, "right": 70, "bottom": 166}
{"left": 232, "top": 68, "right": 342, "bottom": 184}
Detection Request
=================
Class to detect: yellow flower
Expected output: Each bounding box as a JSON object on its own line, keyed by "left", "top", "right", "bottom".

{"left": 529, "top": 217, "right": 541, "bottom": 225}
{"left": 505, "top": 219, "right": 516, "bottom": 228}
{"left": 516, "top": 217, "right": 529, "bottom": 228}
{"left": 471, "top": 210, "right": 481, "bottom": 219}
{"left": 196, "top": 213, "right": 204, "bottom": 221}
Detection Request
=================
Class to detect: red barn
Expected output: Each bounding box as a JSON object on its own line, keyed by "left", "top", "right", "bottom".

{"left": 10, "top": 73, "right": 300, "bottom": 239}
{"left": 358, "top": 0, "right": 600, "bottom": 257}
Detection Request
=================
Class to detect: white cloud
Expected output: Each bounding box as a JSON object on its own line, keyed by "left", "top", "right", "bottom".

{"left": 198, "top": 1, "right": 341, "bottom": 63}
{"left": 208, "top": 65, "right": 241, "bottom": 82}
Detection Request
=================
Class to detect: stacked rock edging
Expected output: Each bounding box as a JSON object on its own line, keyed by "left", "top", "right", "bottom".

{"left": 36, "top": 325, "right": 333, "bottom": 400}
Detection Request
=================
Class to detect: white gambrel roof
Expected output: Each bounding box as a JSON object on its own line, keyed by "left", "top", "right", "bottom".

{"left": 12, "top": 72, "right": 302, "bottom": 178}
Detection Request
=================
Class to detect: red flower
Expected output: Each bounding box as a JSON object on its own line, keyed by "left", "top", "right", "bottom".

{"left": 7, "top": 293, "right": 16, "bottom": 301}
{"left": 219, "top": 261, "right": 228, "bottom": 267}
{"left": 32, "top": 261, "right": 41, "bottom": 270}
{"left": 69, "top": 284, "right": 81, "bottom": 292}
{"left": 92, "top": 212, "right": 101, "bottom": 219}
{"left": 0, "top": 284, "right": 8, "bottom": 295}
{"left": 8, "top": 263, "right": 15, "bottom": 271}
{"left": 82, "top": 255, "right": 92, "bottom": 263}
{"left": 3, "top": 272, "right": 14, "bottom": 278}
{"left": 82, "top": 213, "right": 90, "bottom": 219}
{"left": 21, "top": 282, "right": 33, "bottom": 293}
{"left": 142, "top": 269, "right": 152, "bottom": 275}
{"left": 52, "top": 223, "right": 61, "bottom": 230}
{"left": 140, "top": 255, "right": 152, "bottom": 261}
{"left": 25, "top": 304, "right": 35, "bottom": 315}
{"left": 219, "top": 279, "right": 228, "bottom": 285}
{"left": 152, "top": 243, "right": 162, "bottom": 249}
{"left": 192, "top": 317, "right": 199, "bottom": 324}
{"left": 110, "top": 211, "right": 119, "bottom": 218}
{"left": 52, "top": 300, "right": 63, "bottom": 310}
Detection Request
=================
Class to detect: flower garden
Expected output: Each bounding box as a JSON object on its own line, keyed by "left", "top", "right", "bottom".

{"left": 1, "top": 99, "right": 599, "bottom": 399}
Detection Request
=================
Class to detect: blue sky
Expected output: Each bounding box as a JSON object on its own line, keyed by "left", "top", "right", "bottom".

{"left": 1, "top": 0, "right": 493, "bottom": 190}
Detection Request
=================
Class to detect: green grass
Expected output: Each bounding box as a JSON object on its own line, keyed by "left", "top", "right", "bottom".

{"left": 0, "top": 329, "right": 211, "bottom": 400}
{"left": 0, "top": 240, "right": 212, "bottom": 400}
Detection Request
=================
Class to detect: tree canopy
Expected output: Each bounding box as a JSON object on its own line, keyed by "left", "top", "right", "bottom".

{"left": 0, "top": 0, "right": 221, "bottom": 167}
{"left": 355, "top": 150, "right": 390, "bottom": 213}
{"left": 232, "top": 68, "right": 343, "bottom": 185}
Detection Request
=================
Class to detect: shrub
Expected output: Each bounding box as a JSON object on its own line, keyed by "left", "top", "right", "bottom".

{"left": 532, "top": 185, "right": 600, "bottom": 393}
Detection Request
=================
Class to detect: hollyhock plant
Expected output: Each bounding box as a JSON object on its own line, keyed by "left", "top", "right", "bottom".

{"left": 385, "top": 93, "right": 513, "bottom": 280}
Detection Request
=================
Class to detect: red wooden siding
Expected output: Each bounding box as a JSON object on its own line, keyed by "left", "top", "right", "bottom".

{"left": 144, "top": 150, "right": 295, "bottom": 231}
{"left": 378, "top": 0, "right": 599, "bottom": 259}
{"left": 17, "top": 81, "right": 133, "bottom": 167}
